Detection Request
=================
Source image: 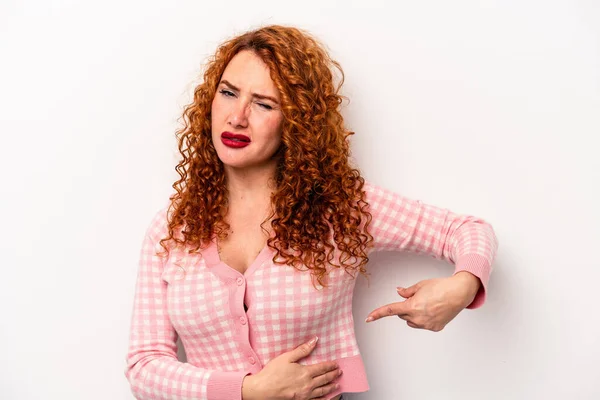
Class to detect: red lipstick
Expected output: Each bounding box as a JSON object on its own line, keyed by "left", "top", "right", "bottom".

{"left": 221, "top": 132, "right": 251, "bottom": 148}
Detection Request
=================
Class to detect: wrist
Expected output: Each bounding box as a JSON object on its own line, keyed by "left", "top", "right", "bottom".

{"left": 452, "top": 271, "right": 481, "bottom": 305}
{"left": 242, "top": 374, "right": 262, "bottom": 400}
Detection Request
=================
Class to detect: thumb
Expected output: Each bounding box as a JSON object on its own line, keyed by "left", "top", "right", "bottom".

{"left": 397, "top": 282, "right": 422, "bottom": 298}
{"left": 286, "top": 336, "right": 318, "bottom": 363}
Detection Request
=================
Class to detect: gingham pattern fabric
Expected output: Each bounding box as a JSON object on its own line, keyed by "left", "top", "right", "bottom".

{"left": 125, "top": 182, "right": 498, "bottom": 399}
{"left": 364, "top": 183, "right": 498, "bottom": 299}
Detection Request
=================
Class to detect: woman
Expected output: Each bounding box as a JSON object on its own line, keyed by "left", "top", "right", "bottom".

{"left": 125, "top": 25, "right": 498, "bottom": 400}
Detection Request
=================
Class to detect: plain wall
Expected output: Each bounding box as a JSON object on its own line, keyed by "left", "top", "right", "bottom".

{"left": 1, "top": 1, "right": 599, "bottom": 399}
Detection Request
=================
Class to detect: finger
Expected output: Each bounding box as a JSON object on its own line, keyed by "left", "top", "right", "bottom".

{"left": 312, "top": 367, "right": 342, "bottom": 387}
{"left": 306, "top": 360, "right": 339, "bottom": 378}
{"left": 285, "top": 336, "right": 319, "bottom": 363}
{"left": 396, "top": 281, "right": 423, "bottom": 298}
{"left": 406, "top": 320, "right": 420, "bottom": 329}
{"left": 365, "top": 301, "right": 411, "bottom": 323}
{"left": 310, "top": 381, "right": 340, "bottom": 399}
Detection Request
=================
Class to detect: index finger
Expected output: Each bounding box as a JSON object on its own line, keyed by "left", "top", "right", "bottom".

{"left": 365, "top": 301, "right": 412, "bottom": 323}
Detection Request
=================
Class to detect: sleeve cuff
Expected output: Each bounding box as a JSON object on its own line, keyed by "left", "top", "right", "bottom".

{"left": 453, "top": 253, "right": 492, "bottom": 309}
{"left": 206, "top": 370, "right": 249, "bottom": 400}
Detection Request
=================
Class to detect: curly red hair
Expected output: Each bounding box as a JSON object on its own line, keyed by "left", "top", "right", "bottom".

{"left": 161, "top": 25, "right": 373, "bottom": 285}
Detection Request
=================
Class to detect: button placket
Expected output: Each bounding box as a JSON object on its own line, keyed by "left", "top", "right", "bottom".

{"left": 230, "top": 273, "right": 261, "bottom": 370}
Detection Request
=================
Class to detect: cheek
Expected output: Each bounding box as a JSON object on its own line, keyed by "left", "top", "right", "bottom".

{"left": 210, "top": 101, "right": 217, "bottom": 128}
{"left": 211, "top": 99, "right": 219, "bottom": 120}
{"left": 211, "top": 97, "right": 228, "bottom": 123}
{"left": 262, "top": 114, "right": 283, "bottom": 142}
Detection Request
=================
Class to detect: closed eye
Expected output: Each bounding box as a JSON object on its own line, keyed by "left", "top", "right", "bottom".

{"left": 257, "top": 102, "right": 273, "bottom": 110}
{"left": 219, "top": 87, "right": 275, "bottom": 110}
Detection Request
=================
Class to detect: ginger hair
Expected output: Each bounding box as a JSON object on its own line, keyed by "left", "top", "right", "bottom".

{"left": 161, "top": 25, "right": 373, "bottom": 285}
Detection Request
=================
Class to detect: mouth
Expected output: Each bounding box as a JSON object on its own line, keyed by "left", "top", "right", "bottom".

{"left": 221, "top": 131, "right": 251, "bottom": 148}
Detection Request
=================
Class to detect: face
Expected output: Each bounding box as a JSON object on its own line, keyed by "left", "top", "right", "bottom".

{"left": 211, "top": 50, "right": 284, "bottom": 171}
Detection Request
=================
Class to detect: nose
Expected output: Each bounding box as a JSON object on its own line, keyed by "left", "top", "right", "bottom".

{"left": 227, "top": 99, "right": 250, "bottom": 129}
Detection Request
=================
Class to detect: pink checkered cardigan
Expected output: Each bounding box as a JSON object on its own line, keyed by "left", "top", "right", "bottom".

{"left": 124, "top": 182, "right": 498, "bottom": 399}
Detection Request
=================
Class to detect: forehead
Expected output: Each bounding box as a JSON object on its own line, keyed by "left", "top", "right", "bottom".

{"left": 221, "top": 50, "right": 280, "bottom": 99}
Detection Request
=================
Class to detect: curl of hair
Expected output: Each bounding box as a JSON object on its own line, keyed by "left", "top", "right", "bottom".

{"left": 160, "top": 25, "right": 373, "bottom": 286}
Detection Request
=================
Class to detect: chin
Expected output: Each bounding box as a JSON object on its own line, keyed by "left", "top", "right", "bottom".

{"left": 219, "top": 156, "right": 279, "bottom": 172}
{"left": 220, "top": 160, "right": 251, "bottom": 170}
{"left": 215, "top": 147, "right": 280, "bottom": 171}
{"left": 214, "top": 148, "right": 244, "bottom": 167}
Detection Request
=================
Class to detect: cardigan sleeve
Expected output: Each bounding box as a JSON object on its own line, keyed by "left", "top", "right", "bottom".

{"left": 363, "top": 182, "right": 499, "bottom": 309}
{"left": 124, "top": 208, "right": 248, "bottom": 399}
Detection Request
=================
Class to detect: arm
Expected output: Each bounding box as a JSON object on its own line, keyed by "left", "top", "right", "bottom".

{"left": 364, "top": 182, "right": 499, "bottom": 308}
{"left": 124, "top": 209, "right": 247, "bottom": 400}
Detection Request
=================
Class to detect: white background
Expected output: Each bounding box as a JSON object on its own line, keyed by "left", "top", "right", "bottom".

{"left": 1, "top": 1, "right": 599, "bottom": 399}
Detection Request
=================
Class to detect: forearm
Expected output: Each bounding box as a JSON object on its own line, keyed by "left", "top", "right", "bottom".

{"left": 126, "top": 352, "right": 247, "bottom": 400}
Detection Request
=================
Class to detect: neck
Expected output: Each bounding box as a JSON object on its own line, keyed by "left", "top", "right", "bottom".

{"left": 224, "top": 162, "right": 277, "bottom": 205}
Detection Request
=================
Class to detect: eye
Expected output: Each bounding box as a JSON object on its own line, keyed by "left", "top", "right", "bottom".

{"left": 257, "top": 102, "right": 273, "bottom": 110}
{"left": 219, "top": 89, "right": 235, "bottom": 97}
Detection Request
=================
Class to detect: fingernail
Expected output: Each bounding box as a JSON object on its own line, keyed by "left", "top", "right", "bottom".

{"left": 396, "top": 287, "right": 404, "bottom": 291}
{"left": 338, "top": 369, "right": 343, "bottom": 376}
{"left": 308, "top": 336, "right": 318, "bottom": 346}
{"left": 365, "top": 316, "right": 374, "bottom": 322}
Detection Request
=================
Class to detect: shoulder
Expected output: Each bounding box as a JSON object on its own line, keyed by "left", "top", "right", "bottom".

{"left": 361, "top": 180, "right": 401, "bottom": 203}
{"left": 143, "top": 200, "right": 174, "bottom": 243}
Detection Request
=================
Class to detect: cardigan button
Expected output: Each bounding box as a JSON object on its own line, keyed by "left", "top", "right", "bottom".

{"left": 249, "top": 356, "right": 256, "bottom": 365}
{"left": 239, "top": 316, "right": 247, "bottom": 325}
{"left": 236, "top": 277, "right": 244, "bottom": 286}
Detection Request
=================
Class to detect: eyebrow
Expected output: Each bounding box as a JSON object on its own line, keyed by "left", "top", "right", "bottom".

{"left": 220, "top": 80, "right": 280, "bottom": 104}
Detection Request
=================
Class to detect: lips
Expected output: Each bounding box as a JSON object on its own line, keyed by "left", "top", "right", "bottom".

{"left": 221, "top": 131, "right": 251, "bottom": 148}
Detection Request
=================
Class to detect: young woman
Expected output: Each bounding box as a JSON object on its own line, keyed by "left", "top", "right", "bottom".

{"left": 125, "top": 25, "right": 498, "bottom": 400}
